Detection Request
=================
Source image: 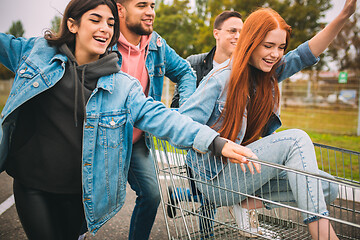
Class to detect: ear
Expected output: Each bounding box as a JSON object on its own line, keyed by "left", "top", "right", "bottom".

{"left": 67, "top": 18, "right": 78, "bottom": 34}
{"left": 213, "top": 29, "right": 219, "bottom": 40}
{"left": 117, "top": 3, "right": 125, "bottom": 18}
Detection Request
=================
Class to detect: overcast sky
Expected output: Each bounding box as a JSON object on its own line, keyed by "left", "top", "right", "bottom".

{"left": 0, "top": 0, "right": 351, "bottom": 38}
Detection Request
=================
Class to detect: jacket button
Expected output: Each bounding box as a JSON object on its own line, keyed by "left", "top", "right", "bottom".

{"left": 32, "top": 82, "right": 39, "bottom": 88}
{"left": 19, "top": 69, "right": 26, "bottom": 74}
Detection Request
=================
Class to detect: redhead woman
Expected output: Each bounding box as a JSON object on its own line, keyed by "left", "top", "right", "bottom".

{"left": 0, "top": 0, "right": 255, "bottom": 239}
{"left": 179, "top": 0, "right": 357, "bottom": 239}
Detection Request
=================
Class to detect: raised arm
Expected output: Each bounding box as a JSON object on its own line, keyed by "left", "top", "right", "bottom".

{"left": 309, "top": 0, "right": 357, "bottom": 57}
{"left": 0, "top": 33, "right": 35, "bottom": 73}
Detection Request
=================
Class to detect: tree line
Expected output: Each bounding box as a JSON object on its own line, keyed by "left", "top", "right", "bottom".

{"left": 154, "top": 0, "right": 359, "bottom": 72}
{"left": 1, "top": 0, "right": 359, "bottom": 80}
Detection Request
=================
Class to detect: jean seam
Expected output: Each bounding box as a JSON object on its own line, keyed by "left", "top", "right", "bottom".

{"left": 294, "top": 138, "right": 319, "bottom": 215}
{"left": 273, "top": 135, "right": 320, "bottom": 215}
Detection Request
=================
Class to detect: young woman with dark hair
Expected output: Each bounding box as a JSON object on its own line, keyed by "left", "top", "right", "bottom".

{"left": 0, "top": 0, "right": 255, "bottom": 239}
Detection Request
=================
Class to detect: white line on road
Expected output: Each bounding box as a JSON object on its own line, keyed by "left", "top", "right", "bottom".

{"left": 0, "top": 194, "right": 15, "bottom": 215}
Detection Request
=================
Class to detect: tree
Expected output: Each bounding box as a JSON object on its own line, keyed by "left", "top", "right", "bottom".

{"left": 0, "top": 64, "right": 14, "bottom": 80}
{"left": 327, "top": 11, "right": 360, "bottom": 71}
{"left": 51, "top": 15, "right": 62, "bottom": 34}
{"left": 6, "top": 20, "right": 25, "bottom": 38}
{"left": 154, "top": 0, "right": 206, "bottom": 57}
{"left": 155, "top": 0, "right": 332, "bottom": 64}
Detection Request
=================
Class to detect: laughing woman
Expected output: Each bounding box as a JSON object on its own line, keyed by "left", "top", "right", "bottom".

{"left": 0, "top": 0, "right": 257, "bottom": 239}
{"left": 179, "top": 0, "right": 357, "bottom": 239}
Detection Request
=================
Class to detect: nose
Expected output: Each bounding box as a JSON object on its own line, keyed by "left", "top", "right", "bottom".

{"left": 145, "top": 6, "right": 155, "bottom": 16}
{"left": 99, "top": 22, "right": 111, "bottom": 32}
{"left": 234, "top": 31, "right": 240, "bottom": 39}
{"left": 270, "top": 48, "right": 280, "bottom": 58}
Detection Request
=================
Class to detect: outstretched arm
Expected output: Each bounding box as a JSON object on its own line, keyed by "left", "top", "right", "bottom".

{"left": 309, "top": 0, "right": 357, "bottom": 57}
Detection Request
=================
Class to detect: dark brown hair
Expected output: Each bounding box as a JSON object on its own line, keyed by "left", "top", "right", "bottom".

{"left": 45, "top": 0, "right": 120, "bottom": 49}
{"left": 213, "top": 11, "right": 242, "bottom": 30}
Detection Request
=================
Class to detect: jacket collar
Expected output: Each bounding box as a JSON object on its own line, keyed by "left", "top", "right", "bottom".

{"left": 148, "top": 31, "right": 160, "bottom": 51}
{"left": 204, "top": 46, "right": 216, "bottom": 66}
{"left": 96, "top": 74, "right": 115, "bottom": 93}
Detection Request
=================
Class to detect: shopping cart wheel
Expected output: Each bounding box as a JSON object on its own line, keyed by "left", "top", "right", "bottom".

{"left": 167, "top": 187, "right": 177, "bottom": 218}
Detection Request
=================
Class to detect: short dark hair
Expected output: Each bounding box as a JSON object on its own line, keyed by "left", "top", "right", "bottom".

{"left": 116, "top": 0, "right": 128, "bottom": 5}
{"left": 213, "top": 11, "right": 242, "bottom": 30}
{"left": 45, "top": 0, "right": 120, "bottom": 49}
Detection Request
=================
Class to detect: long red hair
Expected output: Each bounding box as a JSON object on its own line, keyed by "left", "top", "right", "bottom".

{"left": 218, "top": 8, "right": 292, "bottom": 145}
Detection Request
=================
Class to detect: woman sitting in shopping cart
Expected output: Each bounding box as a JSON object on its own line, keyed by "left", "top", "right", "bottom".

{"left": 178, "top": 0, "right": 357, "bottom": 239}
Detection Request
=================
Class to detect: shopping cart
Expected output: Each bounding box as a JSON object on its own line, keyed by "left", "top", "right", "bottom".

{"left": 148, "top": 134, "right": 360, "bottom": 240}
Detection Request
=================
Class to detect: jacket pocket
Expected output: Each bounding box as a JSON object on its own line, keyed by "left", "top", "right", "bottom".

{"left": 17, "top": 64, "right": 39, "bottom": 79}
{"left": 98, "top": 114, "right": 126, "bottom": 148}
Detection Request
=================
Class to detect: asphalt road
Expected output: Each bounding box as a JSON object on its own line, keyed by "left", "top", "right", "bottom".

{"left": 0, "top": 172, "right": 170, "bottom": 240}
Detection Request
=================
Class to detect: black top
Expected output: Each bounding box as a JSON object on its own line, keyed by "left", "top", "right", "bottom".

{"left": 6, "top": 45, "right": 120, "bottom": 194}
{"left": 170, "top": 46, "right": 216, "bottom": 108}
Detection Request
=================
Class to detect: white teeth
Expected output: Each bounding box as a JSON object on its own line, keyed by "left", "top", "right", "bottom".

{"left": 264, "top": 59, "right": 275, "bottom": 64}
{"left": 94, "top": 37, "right": 107, "bottom": 42}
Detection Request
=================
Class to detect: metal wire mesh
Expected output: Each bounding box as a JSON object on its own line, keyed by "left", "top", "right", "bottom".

{"left": 148, "top": 135, "right": 360, "bottom": 240}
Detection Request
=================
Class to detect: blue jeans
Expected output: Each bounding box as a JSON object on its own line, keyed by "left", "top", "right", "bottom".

{"left": 128, "top": 137, "right": 161, "bottom": 240}
{"left": 194, "top": 129, "right": 338, "bottom": 224}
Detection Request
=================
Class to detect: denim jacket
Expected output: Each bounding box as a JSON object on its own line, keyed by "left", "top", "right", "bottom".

{"left": 114, "top": 31, "right": 196, "bottom": 106}
{"left": 0, "top": 34, "right": 218, "bottom": 233}
{"left": 179, "top": 41, "right": 319, "bottom": 180}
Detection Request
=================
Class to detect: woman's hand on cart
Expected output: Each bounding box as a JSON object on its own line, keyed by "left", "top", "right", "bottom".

{"left": 221, "top": 140, "right": 261, "bottom": 174}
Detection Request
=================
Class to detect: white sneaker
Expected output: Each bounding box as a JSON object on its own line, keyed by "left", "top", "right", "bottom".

{"left": 78, "top": 233, "right": 87, "bottom": 240}
{"left": 229, "top": 204, "right": 262, "bottom": 238}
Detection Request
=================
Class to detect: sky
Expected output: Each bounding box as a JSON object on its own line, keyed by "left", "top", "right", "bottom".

{"left": 0, "top": 0, "right": 351, "bottom": 38}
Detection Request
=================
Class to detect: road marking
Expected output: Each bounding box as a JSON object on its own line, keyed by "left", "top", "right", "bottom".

{"left": 0, "top": 194, "right": 15, "bottom": 215}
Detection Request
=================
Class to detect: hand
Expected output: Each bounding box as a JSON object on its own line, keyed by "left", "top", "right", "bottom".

{"left": 221, "top": 140, "right": 261, "bottom": 174}
{"left": 341, "top": 0, "right": 357, "bottom": 18}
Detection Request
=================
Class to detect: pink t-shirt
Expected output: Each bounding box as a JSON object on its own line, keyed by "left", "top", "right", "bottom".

{"left": 117, "top": 33, "right": 152, "bottom": 143}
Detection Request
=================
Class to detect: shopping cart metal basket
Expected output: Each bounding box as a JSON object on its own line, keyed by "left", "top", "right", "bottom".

{"left": 148, "top": 134, "right": 360, "bottom": 240}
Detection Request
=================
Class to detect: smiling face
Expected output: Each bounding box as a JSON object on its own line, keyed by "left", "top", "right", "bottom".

{"left": 67, "top": 4, "right": 115, "bottom": 65}
{"left": 214, "top": 17, "right": 244, "bottom": 59}
{"left": 249, "top": 28, "right": 287, "bottom": 72}
{"left": 119, "top": 0, "right": 155, "bottom": 36}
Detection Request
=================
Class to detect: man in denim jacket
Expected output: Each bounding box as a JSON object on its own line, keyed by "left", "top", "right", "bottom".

{"left": 112, "top": 1, "right": 197, "bottom": 239}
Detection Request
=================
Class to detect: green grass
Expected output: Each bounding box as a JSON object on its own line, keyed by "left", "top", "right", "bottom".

{"left": 280, "top": 106, "right": 360, "bottom": 181}
{"left": 277, "top": 129, "right": 360, "bottom": 182}
{"left": 280, "top": 106, "right": 358, "bottom": 136}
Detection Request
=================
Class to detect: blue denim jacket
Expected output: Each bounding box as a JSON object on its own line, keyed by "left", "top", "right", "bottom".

{"left": 0, "top": 34, "right": 218, "bottom": 233}
{"left": 114, "top": 31, "right": 196, "bottom": 106}
{"left": 179, "top": 41, "right": 319, "bottom": 180}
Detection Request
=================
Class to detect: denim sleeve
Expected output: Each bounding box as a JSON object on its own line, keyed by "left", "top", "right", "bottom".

{"left": 162, "top": 39, "right": 196, "bottom": 106}
{"left": 276, "top": 41, "right": 320, "bottom": 82}
{"left": 0, "top": 33, "right": 35, "bottom": 73}
{"left": 128, "top": 81, "right": 219, "bottom": 153}
{"left": 178, "top": 73, "right": 223, "bottom": 125}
